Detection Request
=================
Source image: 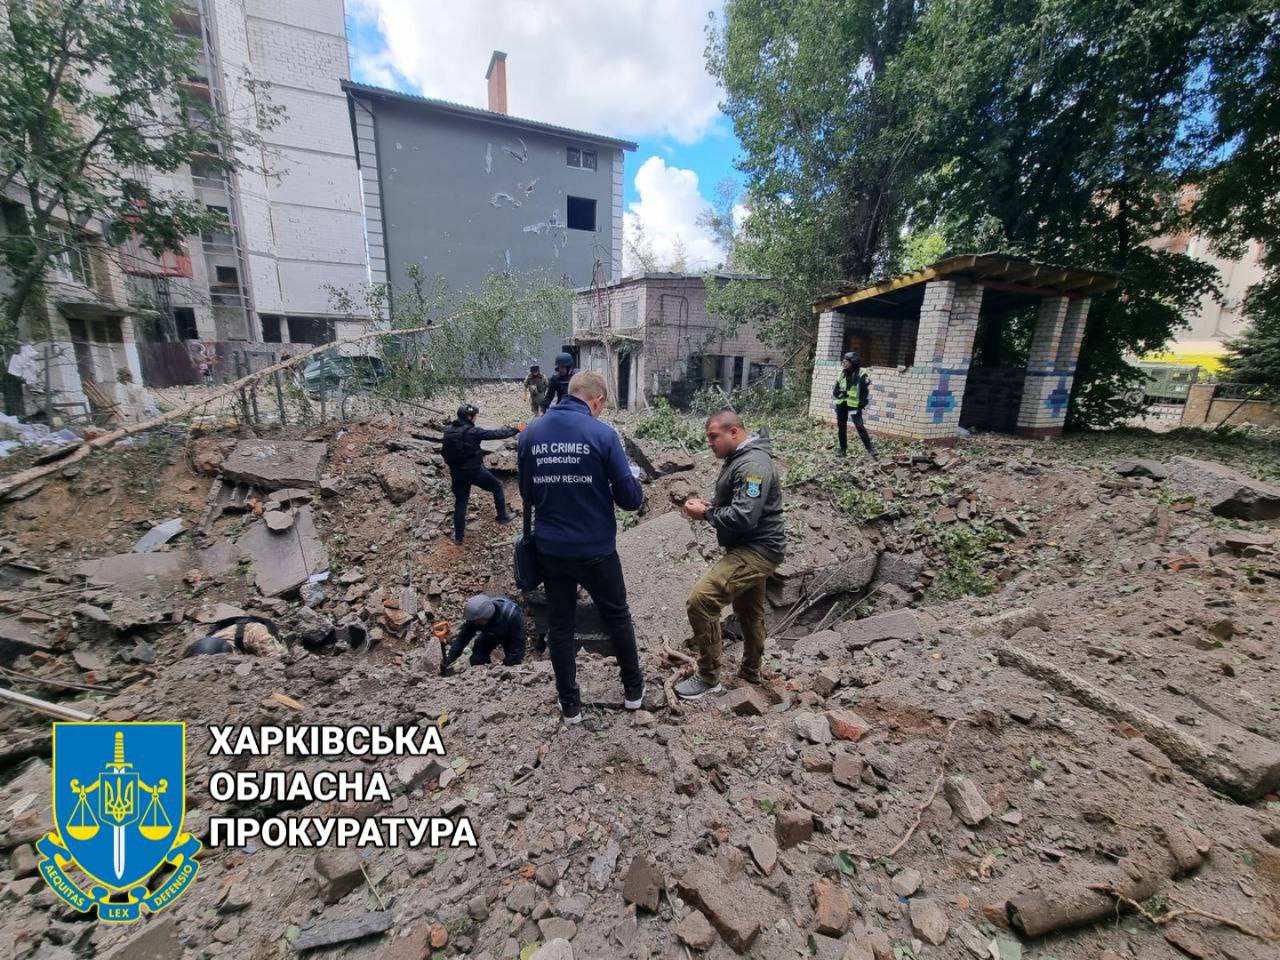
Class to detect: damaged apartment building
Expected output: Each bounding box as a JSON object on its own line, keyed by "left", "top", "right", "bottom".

{"left": 2, "top": 0, "right": 371, "bottom": 421}
{"left": 572, "top": 273, "right": 783, "bottom": 409}
{"left": 343, "top": 52, "right": 637, "bottom": 378}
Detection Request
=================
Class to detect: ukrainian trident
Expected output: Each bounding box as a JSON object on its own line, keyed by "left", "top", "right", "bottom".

{"left": 38, "top": 723, "right": 202, "bottom": 922}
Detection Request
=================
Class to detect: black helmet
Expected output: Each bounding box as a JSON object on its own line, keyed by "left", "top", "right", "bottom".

{"left": 841, "top": 351, "right": 862, "bottom": 366}
{"left": 554, "top": 352, "right": 574, "bottom": 369}
{"left": 456, "top": 403, "right": 479, "bottom": 421}
{"left": 530, "top": 364, "right": 540, "bottom": 372}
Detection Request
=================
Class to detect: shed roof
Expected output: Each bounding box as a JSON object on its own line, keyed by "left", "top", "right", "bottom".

{"left": 812, "top": 253, "right": 1119, "bottom": 316}
{"left": 342, "top": 80, "right": 638, "bottom": 151}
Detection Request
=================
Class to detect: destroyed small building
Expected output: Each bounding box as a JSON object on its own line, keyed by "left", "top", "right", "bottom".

{"left": 572, "top": 273, "right": 783, "bottom": 408}
{"left": 808, "top": 254, "right": 1118, "bottom": 443}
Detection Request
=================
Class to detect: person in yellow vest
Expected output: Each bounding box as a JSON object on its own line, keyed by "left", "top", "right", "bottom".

{"left": 833, "top": 351, "right": 876, "bottom": 458}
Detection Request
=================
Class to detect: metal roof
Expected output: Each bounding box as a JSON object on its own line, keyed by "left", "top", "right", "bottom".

{"left": 341, "top": 80, "right": 638, "bottom": 151}
{"left": 812, "top": 253, "right": 1119, "bottom": 314}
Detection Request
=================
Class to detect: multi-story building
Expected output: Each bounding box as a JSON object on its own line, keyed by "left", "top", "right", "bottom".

{"left": 343, "top": 52, "right": 637, "bottom": 377}
{"left": 571, "top": 273, "right": 782, "bottom": 409}
{"left": 142, "top": 0, "right": 370, "bottom": 348}
{"left": 2, "top": 0, "right": 371, "bottom": 421}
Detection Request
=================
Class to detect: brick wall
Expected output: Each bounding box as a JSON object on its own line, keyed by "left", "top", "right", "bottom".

{"left": 1016, "top": 296, "right": 1089, "bottom": 437}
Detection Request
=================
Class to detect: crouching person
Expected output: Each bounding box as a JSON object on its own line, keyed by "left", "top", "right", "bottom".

{"left": 676, "top": 410, "right": 785, "bottom": 699}
{"left": 441, "top": 594, "right": 525, "bottom": 675}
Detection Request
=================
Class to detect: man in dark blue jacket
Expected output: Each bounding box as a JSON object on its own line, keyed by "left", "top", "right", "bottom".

{"left": 518, "top": 370, "right": 646, "bottom": 723}
{"left": 441, "top": 594, "right": 525, "bottom": 675}
{"left": 538, "top": 352, "right": 577, "bottom": 413}
{"left": 443, "top": 403, "right": 520, "bottom": 543}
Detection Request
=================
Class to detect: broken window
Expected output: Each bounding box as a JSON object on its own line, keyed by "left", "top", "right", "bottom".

{"left": 566, "top": 147, "right": 597, "bottom": 170}
{"left": 48, "top": 228, "right": 93, "bottom": 287}
{"left": 174, "top": 308, "right": 198, "bottom": 340}
{"left": 567, "top": 196, "right": 596, "bottom": 232}
{"left": 260, "top": 315, "right": 282, "bottom": 343}
{"left": 214, "top": 265, "right": 238, "bottom": 286}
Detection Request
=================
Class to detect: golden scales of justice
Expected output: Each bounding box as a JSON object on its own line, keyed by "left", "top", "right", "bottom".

{"left": 64, "top": 731, "right": 171, "bottom": 881}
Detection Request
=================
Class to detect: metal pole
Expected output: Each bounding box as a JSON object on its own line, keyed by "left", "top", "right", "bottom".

{"left": 249, "top": 355, "right": 261, "bottom": 425}
{"left": 237, "top": 351, "right": 251, "bottom": 427}
{"left": 43, "top": 343, "right": 54, "bottom": 424}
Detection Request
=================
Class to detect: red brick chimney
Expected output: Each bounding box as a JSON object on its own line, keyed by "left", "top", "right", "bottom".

{"left": 486, "top": 51, "right": 508, "bottom": 114}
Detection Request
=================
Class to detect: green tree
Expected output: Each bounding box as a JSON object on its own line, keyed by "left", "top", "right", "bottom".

{"left": 0, "top": 0, "right": 279, "bottom": 340}
{"left": 705, "top": 0, "right": 931, "bottom": 352}
{"left": 1220, "top": 315, "right": 1280, "bottom": 391}
{"left": 707, "top": 0, "right": 1269, "bottom": 427}
{"left": 1189, "top": 1, "right": 1279, "bottom": 357}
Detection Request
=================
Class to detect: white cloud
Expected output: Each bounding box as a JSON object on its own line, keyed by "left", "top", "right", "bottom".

{"left": 623, "top": 156, "right": 725, "bottom": 275}
{"left": 348, "top": 0, "right": 723, "bottom": 143}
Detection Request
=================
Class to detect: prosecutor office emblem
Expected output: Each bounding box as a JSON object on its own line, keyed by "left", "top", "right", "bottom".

{"left": 38, "top": 723, "right": 202, "bottom": 923}
{"left": 744, "top": 474, "right": 764, "bottom": 498}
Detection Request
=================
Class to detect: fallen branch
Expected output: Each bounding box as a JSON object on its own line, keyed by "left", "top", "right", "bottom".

{"left": 994, "top": 642, "right": 1280, "bottom": 801}
{"left": 1089, "top": 885, "right": 1277, "bottom": 943}
{"left": 0, "top": 321, "right": 441, "bottom": 499}
{"left": 660, "top": 637, "right": 696, "bottom": 718}
{"left": 849, "top": 718, "right": 959, "bottom": 860}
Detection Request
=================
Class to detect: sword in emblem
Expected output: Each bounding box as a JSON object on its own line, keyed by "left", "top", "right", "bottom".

{"left": 101, "top": 732, "right": 135, "bottom": 881}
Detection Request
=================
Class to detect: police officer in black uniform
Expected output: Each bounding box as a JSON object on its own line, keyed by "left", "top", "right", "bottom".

{"left": 442, "top": 403, "right": 520, "bottom": 543}
{"left": 539, "top": 352, "right": 577, "bottom": 413}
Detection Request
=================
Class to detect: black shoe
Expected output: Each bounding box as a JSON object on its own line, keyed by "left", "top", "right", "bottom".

{"left": 837, "top": 449, "right": 848, "bottom": 458}
{"left": 496, "top": 512, "right": 515, "bottom": 524}
{"left": 440, "top": 663, "right": 456, "bottom": 677}
{"left": 452, "top": 534, "right": 464, "bottom": 544}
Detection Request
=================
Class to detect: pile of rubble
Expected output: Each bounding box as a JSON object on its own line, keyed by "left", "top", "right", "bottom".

{"left": 0, "top": 401, "right": 1277, "bottom": 960}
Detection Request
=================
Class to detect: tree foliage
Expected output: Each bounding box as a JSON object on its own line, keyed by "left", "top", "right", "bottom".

{"left": 0, "top": 0, "right": 279, "bottom": 339}
{"left": 707, "top": 0, "right": 1272, "bottom": 427}
{"left": 330, "top": 266, "right": 572, "bottom": 403}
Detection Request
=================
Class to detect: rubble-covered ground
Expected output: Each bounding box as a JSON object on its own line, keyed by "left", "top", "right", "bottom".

{"left": 0, "top": 385, "right": 1278, "bottom": 960}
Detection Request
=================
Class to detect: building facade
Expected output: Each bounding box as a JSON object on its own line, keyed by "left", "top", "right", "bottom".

{"left": 572, "top": 274, "right": 781, "bottom": 409}
{"left": 344, "top": 55, "right": 636, "bottom": 378}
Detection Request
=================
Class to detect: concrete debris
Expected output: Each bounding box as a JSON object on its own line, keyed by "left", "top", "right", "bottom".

{"left": 220, "top": 439, "right": 325, "bottom": 490}
{"left": 722, "top": 686, "right": 770, "bottom": 716}
{"left": 675, "top": 909, "right": 718, "bottom": 950}
{"left": 528, "top": 939, "right": 574, "bottom": 960}
{"left": 133, "top": 517, "right": 185, "bottom": 553}
{"left": 239, "top": 505, "right": 329, "bottom": 597}
{"left": 314, "top": 849, "right": 365, "bottom": 904}
{"left": 826, "top": 709, "right": 872, "bottom": 742}
{"left": 813, "top": 880, "right": 852, "bottom": 935}
{"left": 263, "top": 509, "right": 294, "bottom": 533}
{"left": 793, "top": 711, "right": 833, "bottom": 744}
{"left": 748, "top": 834, "right": 777, "bottom": 876}
{"left": 375, "top": 453, "right": 420, "bottom": 504}
{"left": 841, "top": 609, "right": 922, "bottom": 647}
{"left": 909, "top": 898, "right": 949, "bottom": 945}
{"left": 943, "top": 776, "right": 993, "bottom": 826}
{"left": 775, "top": 808, "right": 814, "bottom": 849}
{"left": 290, "top": 911, "right": 392, "bottom": 952}
{"left": 1113, "top": 459, "right": 1168, "bottom": 480}
{"left": 676, "top": 861, "right": 761, "bottom": 953}
{"left": 621, "top": 855, "right": 663, "bottom": 912}
{"left": 1165, "top": 455, "right": 1280, "bottom": 519}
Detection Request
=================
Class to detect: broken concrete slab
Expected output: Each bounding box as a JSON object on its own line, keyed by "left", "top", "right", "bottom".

{"left": 133, "top": 518, "right": 185, "bottom": 554}
{"left": 840, "top": 609, "right": 922, "bottom": 647}
{"left": 238, "top": 506, "right": 329, "bottom": 598}
{"left": 375, "top": 454, "right": 420, "bottom": 504}
{"left": 1165, "top": 456, "right": 1280, "bottom": 520}
{"left": 75, "top": 542, "right": 241, "bottom": 597}
{"left": 263, "top": 509, "right": 294, "bottom": 533}
{"left": 0, "top": 621, "right": 51, "bottom": 660}
{"left": 220, "top": 439, "right": 325, "bottom": 491}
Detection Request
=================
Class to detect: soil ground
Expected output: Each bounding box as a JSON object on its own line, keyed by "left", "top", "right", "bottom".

{"left": 0, "top": 384, "right": 1277, "bottom": 960}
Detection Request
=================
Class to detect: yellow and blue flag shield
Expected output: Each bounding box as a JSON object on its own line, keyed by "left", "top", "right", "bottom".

{"left": 39, "top": 723, "right": 201, "bottom": 923}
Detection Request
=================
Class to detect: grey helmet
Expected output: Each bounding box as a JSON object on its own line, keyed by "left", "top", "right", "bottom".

{"left": 554, "top": 352, "right": 574, "bottom": 370}
{"left": 456, "top": 403, "right": 479, "bottom": 422}
{"left": 463, "top": 595, "right": 496, "bottom": 623}
{"left": 841, "top": 351, "right": 862, "bottom": 366}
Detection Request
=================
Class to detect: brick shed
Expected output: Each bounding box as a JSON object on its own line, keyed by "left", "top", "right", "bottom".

{"left": 807, "top": 254, "right": 1118, "bottom": 444}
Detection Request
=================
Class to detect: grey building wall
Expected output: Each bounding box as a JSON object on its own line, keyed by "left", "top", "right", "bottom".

{"left": 361, "top": 95, "right": 626, "bottom": 376}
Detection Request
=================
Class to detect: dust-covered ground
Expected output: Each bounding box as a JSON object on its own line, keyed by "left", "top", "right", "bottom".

{"left": 0, "top": 383, "right": 1277, "bottom": 960}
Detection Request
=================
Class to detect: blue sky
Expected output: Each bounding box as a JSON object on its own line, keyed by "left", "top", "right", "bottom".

{"left": 345, "top": 0, "right": 743, "bottom": 271}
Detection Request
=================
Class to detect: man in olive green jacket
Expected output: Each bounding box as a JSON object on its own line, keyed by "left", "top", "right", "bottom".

{"left": 676, "top": 409, "right": 785, "bottom": 698}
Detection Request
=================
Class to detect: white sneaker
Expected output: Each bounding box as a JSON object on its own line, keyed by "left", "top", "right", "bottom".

{"left": 624, "top": 683, "right": 646, "bottom": 711}
{"left": 563, "top": 712, "right": 583, "bottom": 725}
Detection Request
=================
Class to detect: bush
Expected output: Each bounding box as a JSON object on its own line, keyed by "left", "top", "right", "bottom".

{"left": 631, "top": 399, "right": 705, "bottom": 447}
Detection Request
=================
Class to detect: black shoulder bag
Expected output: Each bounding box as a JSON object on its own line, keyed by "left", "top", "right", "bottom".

{"left": 513, "top": 499, "right": 542, "bottom": 591}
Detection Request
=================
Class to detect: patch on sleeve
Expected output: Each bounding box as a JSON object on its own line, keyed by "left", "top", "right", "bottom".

{"left": 744, "top": 474, "right": 764, "bottom": 498}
